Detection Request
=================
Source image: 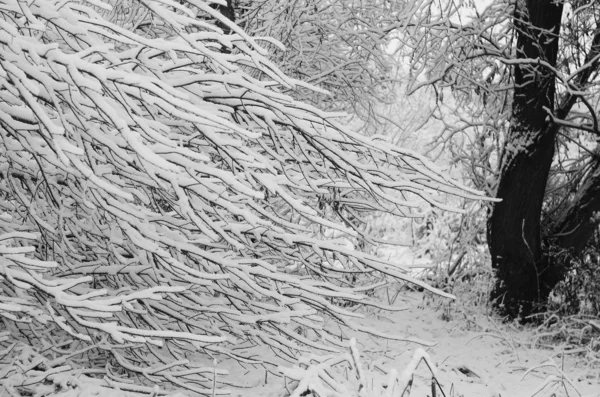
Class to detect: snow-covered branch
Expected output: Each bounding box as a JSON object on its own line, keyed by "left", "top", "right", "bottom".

{"left": 0, "top": 0, "right": 485, "bottom": 394}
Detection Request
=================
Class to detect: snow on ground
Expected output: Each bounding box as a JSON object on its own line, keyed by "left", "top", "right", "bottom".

{"left": 229, "top": 291, "right": 600, "bottom": 397}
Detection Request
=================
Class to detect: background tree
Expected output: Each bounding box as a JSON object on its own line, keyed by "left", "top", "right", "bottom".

{"left": 400, "top": 0, "right": 600, "bottom": 318}
{"left": 235, "top": 0, "right": 412, "bottom": 135}
{"left": 0, "top": 0, "right": 480, "bottom": 395}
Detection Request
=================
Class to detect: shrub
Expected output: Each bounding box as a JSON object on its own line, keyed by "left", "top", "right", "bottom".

{"left": 0, "top": 0, "right": 482, "bottom": 395}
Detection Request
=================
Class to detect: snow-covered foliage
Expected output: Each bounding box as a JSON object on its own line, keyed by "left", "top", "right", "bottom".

{"left": 0, "top": 0, "right": 483, "bottom": 394}
{"left": 238, "top": 0, "right": 405, "bottom": 128}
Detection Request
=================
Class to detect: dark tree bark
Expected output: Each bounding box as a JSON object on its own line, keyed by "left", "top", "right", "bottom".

{"left": 488, "top": 0, "right": 564, "bottom": 318}
{"left": 211, "top": 0, "right": 235, "bottom": 34}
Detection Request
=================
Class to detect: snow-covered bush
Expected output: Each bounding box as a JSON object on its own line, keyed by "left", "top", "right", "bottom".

{"left": 0, "top": 0, "right": 483, "bottom": 394}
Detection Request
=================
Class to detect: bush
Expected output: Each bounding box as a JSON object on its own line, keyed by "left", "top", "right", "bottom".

{"left": 0, "top": 1, "right": 483, "bottom": 395}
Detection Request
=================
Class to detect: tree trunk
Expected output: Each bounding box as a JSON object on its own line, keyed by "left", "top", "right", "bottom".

{"left": 488, "top": 0, "right": 563, "bottom": 319}
{"left": 212, "top": 0, "right": 235, "bottom": 34}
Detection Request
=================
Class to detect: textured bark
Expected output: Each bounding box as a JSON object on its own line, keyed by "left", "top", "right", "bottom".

{"left": 488, "top": 0, "right": 564, "bottom": 318}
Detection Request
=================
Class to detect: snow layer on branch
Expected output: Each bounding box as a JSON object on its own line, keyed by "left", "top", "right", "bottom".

{"left": 0, "top": 0, "right": 486, "bottom": 394}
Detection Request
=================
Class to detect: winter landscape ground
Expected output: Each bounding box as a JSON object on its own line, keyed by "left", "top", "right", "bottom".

{"left": 4, "top": 276, "right": 600, "bottom": 397}
{"left": 191, "top": 280, "right": 600, "bottom": 397}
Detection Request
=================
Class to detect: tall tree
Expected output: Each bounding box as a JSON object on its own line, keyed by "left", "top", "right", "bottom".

{"left": 400, "top": 0, "right": 600, "bottom": 318}
{"left": 489, "top": 0, "right": 565, "bottom": 318}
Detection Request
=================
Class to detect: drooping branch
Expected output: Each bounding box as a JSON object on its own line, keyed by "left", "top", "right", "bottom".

{"left": 0, "top": 0, "right": 484, "bottom": 394}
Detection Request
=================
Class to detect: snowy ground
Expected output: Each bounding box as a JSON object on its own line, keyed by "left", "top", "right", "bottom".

{"left": 228, "top": 291, "right": 600, "bottom": 397}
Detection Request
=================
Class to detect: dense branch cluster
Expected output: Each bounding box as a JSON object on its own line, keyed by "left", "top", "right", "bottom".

{"left": 238, "top": 0, "right": 416, "bottom": 132}
{"left": 395, "top": 1, "right": 516, "bottom": 194}
{"left": 0, "top": 0, "right": 481, "bottom": 394}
